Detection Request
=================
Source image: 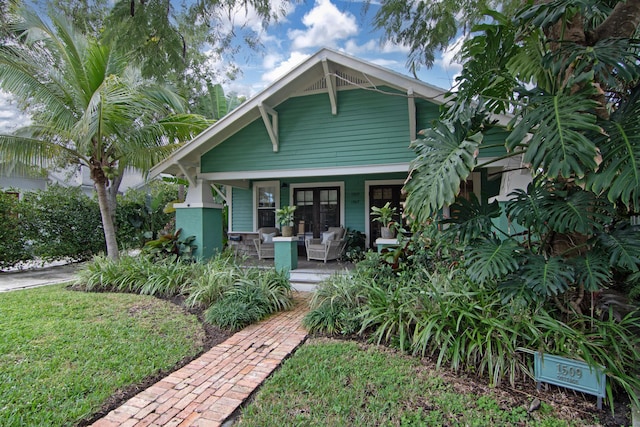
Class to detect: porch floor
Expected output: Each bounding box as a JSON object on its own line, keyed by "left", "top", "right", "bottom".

{"left": 241, "top": 255, "right": 355, "bottom": 273}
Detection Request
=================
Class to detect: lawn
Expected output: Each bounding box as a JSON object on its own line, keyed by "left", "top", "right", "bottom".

{"left": 237, "top": 338, "right": 605, "bottom": 427}
{"left": 0, "top": 284, "right": 206, "bottom": 426}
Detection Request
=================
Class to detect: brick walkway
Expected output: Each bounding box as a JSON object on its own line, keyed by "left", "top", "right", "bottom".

{"left": 92, "top": 293, "right": 310, "bottom": 427}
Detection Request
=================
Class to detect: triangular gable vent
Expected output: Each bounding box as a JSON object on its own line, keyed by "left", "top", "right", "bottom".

{"left": 303, "top": 70, "right": 372, "bottom": 93}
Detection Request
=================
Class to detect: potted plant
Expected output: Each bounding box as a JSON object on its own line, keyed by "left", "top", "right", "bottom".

{"left": 371, "top": 202, "right": 397, "bottom": 238}
{"left": 276, "top": 205, "right": 297, "bottom": 237}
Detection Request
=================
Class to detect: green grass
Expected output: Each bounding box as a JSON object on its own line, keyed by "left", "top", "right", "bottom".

{"left": 0, "top": 284, "right": 206, "bottom": 427}
{"left": 238, "top": 339, "right": 600, "bottom": 427}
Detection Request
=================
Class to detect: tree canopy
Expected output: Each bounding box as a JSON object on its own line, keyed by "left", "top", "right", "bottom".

{"left": 0, "top": 7, "right": 210, "bottom": 258}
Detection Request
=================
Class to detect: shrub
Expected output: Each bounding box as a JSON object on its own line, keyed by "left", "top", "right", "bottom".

{"left": 19, "top": 185, "right": 104, "bottom": 262}
{"left": 0, "top": 191, "right": 29, "bottom": 269}
{"left": 142, "top": 228, "right": 197, "bottom": 262}
{"left": 183, "top": 254, "right": 240, "bottom": 308}
{"left": 115, "top": 181, "right": 178, "bottom": 249}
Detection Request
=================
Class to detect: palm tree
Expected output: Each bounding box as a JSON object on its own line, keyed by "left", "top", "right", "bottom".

{"left": 0, "top": 7, "right": 210, "bottom": 259}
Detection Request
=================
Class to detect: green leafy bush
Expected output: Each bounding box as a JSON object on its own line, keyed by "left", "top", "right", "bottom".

{"left": 304, "top": 272, "right": 367, "bottom": 335}
{"left": 142, "top": 228, "right": 197, "bottom": 261}
{"left": 0, "top": 191, "right": 29, "bottom": 269}
{"left": 307, "top": 252, "right": 640, "bottom": 410}
{"left": 19, "top": 185, "right": 104, "bottom": 262}
{"left": 115, "top": 181, "right": 179, "bottom": 249}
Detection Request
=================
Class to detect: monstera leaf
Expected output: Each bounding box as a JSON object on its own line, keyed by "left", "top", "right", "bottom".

{"left": 506, "top": 85, "right": 602, "bottom": 179}
{"left": 544, "top": 188, "right": 612, "bottom": 234}
{"left": 405, "top": 120, "right": 481, "bottom": 223}
{"left": 465, "top": 238, "right": 521, "bottom": 285}
{"left": 505, "top": 179, "right": 553, "bottom": 235}
{"left": 442, "top": 194, "right": 501, "bottom": 244}
{"left": 596, "top": 223, "right": 640, "bottom": 272}
{"left": 588, "top": 85, "right": 640, "bottom": 211}
{"left": 570, "top": 250, "right": 612, "bottom": 292}
{"left": 519, "top": 254, "right": 573, "bottom": 297}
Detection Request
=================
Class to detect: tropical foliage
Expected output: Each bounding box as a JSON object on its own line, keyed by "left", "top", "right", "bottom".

{"left": 0, "top": 6, "right": 210, "bottom": 259}
{"left": 305, "top": 236, "right": 640, "bottom": 410}
{"left": 403, "top": 1, "right": 640, "bottom": 312}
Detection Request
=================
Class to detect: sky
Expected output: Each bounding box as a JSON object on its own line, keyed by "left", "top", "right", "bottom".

{"left": 0, "top": 0, "right": 464, "bottom": 133}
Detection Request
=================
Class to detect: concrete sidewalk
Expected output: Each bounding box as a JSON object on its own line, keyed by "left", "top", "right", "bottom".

{"left": 0, "top": 263, "right": 81, "bottom": 292}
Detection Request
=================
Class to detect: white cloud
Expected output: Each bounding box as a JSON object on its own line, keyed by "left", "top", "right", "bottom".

{"left": 288, "top": 0, "right": 358, "bottom": 50}
{"left": 261, "top": 51, "right": 311, "bottom": 84}
{"left": 263, "top": 53, "right": 283, "bottom": 70}
{"left": 434, "top": 35, "right": 465, "bottom": 73}
{"left": 0, "top": 91, "right": 30, "bottom": 134}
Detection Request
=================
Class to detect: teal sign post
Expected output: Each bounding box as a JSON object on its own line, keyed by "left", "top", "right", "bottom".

{"left": 533, "top": 353, "right": 606, "bottom": 410}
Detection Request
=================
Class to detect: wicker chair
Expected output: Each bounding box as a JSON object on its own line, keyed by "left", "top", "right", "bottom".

{"left": 253, "top": 227, "right": 279, "bottom": 260}
{"left": 305, "top": 226, "right": 347, "bottom": 263}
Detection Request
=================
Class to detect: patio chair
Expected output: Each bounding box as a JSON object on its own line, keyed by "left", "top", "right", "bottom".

{"left": 305, "top": 226, "right": 347, "bottom": 263}
{"left": 253, "top": 227, "right": 279, "bottom": 260}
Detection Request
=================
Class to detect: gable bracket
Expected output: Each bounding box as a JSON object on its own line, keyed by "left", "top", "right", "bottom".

{"left": 259, "top": 102, "right": 279, "bottom": 152}
{"left": 322, "top": 59, "right": 338, "bottom": 115}
{"left": 176, "top": 160, "right": 196, "bottom": 187}
{"left": 407, "top": 88, "right": 416, "bottom": 141}
{"left": 211, "top": 183, "right": 229, "bottom": 204}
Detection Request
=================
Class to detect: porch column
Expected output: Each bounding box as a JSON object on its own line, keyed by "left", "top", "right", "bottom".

{"left": 174, "top": 179, "right": 224, "bottom": 260}
{"left": 273, "top": 236, "right": 298, "bottom": 275}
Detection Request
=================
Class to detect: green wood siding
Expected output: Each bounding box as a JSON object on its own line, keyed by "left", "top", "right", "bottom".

{"left": 202, "top": 88, "right": 441, "bottom": 173}
{"left": 231, "top": 187, "right": 253, "bottom": 231}
{"left": 480, "top": 127, "right": 510, "bottom": 158}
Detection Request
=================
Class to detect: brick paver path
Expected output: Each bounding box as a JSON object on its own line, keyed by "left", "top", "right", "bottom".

{"left": 92, "top": 293, "right": 310, "bottom": 427}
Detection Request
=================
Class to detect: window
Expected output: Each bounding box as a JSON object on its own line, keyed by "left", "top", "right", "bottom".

{"left": 255, "top": 182, "right": 279, "bottom": 229}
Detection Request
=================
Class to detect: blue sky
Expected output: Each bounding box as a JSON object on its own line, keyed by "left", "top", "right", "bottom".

{"left": 218, "top": 0, "right": 463, "bottom": 97}
{"left": 0, "top": 0, "right": 464, "bottom": 133}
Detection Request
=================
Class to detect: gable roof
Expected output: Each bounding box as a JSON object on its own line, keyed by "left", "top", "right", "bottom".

{"left": 150, "top": 48, "right": 451, "bottom": 179}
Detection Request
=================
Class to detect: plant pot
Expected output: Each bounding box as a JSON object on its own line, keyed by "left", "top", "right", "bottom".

{"left": 380, "top": 226, "right": 395, "bottom": 239}
{"left": 281, "top": 225, "right": 293, "bottom": 237}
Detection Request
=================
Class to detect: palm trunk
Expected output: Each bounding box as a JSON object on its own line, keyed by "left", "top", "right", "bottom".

{"left": 95, "top": 178, "right": 120, "bottom": 260}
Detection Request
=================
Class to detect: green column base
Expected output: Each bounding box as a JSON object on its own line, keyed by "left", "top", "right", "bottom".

{"left": 274, "top": 237, "right": 298, "bottom": 275}
{"left": 175, "top": 205, "right": 224, "bottom": 261}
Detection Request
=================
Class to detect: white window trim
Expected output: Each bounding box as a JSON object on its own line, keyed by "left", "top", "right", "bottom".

{"left": 364, "top": 179, "right": 405, "bottom": 246}
{"left": 253, "top": 180, "right": 281, "bottom": 230}
{"left": 289, "top": 181, "right": 345, "bottom": 228}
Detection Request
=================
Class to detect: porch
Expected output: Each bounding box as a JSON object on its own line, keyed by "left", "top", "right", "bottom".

{"left": 241, "top": 254, "right": 355, "bottom": 292}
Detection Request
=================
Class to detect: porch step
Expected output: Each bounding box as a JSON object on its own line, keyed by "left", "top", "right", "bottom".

{"left": 289, "top": 268, "right": 349, "bottom": 292}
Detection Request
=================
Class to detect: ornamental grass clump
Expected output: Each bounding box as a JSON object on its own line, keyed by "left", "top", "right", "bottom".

{"left": 205, "top": 268, "right": 292, "bottom": 331}
{"left": 75, "top": 251, "right": 294, "bottom": 332}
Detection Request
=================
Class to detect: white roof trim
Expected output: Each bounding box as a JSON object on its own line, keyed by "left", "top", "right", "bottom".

{"left": 199, "top": 163, "right": 411, "bottom": 181}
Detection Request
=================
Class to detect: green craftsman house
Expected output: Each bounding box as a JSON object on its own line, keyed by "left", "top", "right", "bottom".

{"left": 149, "top": 48, "right": 528, "bottom": 260}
